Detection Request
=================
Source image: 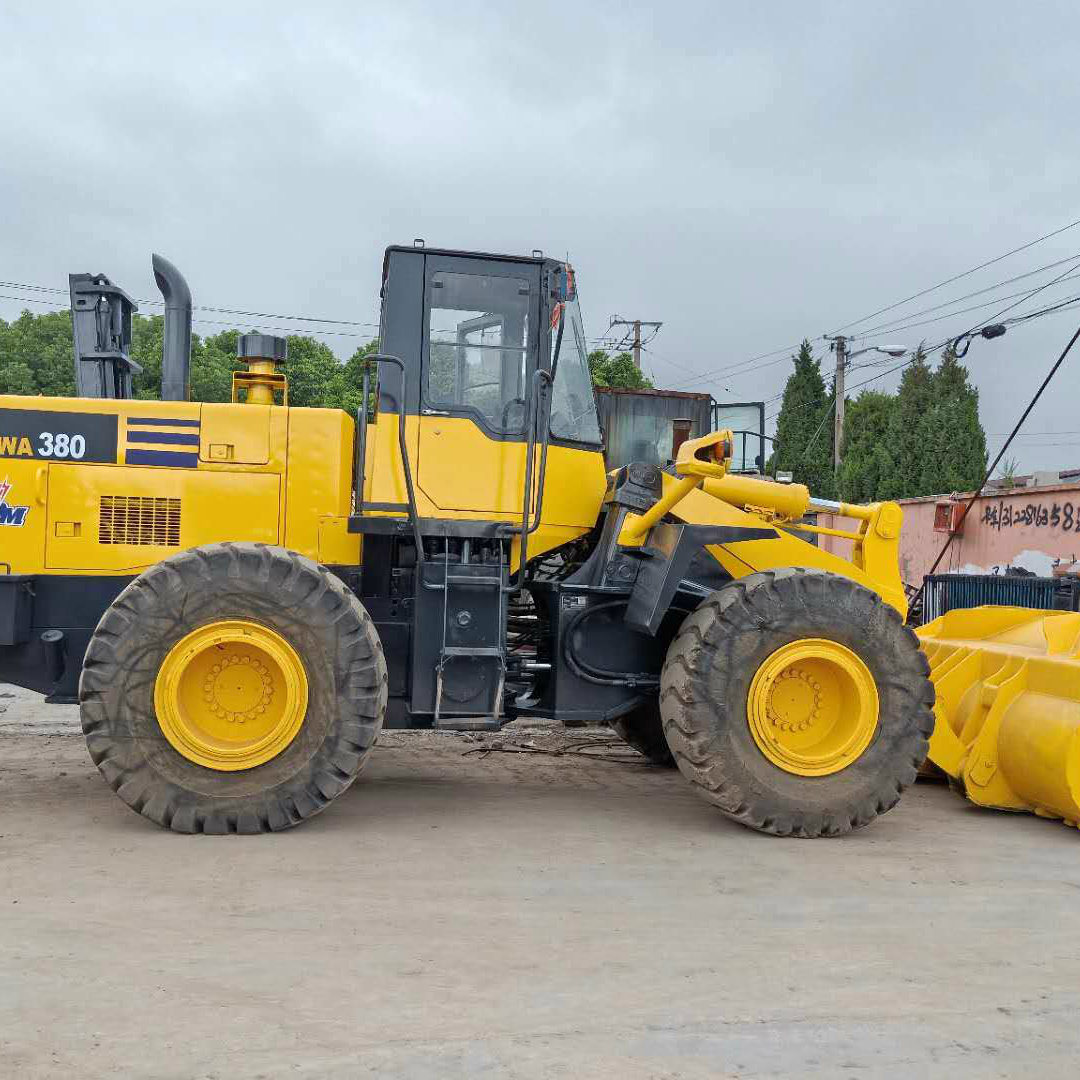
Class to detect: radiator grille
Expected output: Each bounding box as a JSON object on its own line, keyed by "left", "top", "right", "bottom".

{"left": 99, "top": 495, "right": 181, "bottom": 547}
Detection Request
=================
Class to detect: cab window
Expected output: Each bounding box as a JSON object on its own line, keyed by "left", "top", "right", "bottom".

{"left": 426, "top": 271, "right": 531, "bottom": 433}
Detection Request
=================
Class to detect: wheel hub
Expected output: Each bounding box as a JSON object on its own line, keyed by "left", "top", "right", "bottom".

{"left": 747, "top": 638, "right": 878, "bottom": 776}
{"left": 154, "top": 620, "right": 308, "bottom": 771}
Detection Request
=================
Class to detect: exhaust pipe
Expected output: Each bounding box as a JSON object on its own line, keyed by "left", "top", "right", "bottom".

{"left": 152, "top": 253, "right": 192, "bottom": 402}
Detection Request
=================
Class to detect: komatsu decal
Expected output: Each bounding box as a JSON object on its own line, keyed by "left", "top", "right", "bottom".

{"left": 0, "top": 478, "right": 29, "bottom": 527}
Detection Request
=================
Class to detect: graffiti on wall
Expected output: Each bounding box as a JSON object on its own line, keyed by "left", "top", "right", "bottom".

{"left": 981, "top": 500, "right": 1080, "bottom": 533}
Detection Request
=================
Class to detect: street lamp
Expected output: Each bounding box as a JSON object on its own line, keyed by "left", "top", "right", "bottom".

{"left": 826, "top": 338, "right": 908, "bottom": 470}
{"left": 847, "top": 345, "right": 907, "bottom": 363}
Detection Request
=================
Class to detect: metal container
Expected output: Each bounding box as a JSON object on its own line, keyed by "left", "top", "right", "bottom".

{"left": 921, "top": 572, "right": 1080, "bottom": 622}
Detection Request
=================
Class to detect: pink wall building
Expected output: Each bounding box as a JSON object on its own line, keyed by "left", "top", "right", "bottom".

{"left": 819, "top": 481, "right": 1080, "bottom": 588}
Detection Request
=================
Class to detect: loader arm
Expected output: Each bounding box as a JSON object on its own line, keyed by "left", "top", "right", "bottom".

{"left": 614, "top": 429, "right": 908, "bottom": 617}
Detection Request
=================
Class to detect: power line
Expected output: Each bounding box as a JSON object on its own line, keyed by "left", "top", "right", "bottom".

{"left": 842, "top": 252, "right": 1080, "bottom": 336}
{"left": 826, "top": 216, "right": 1080, "bottom": 336}
{"left": 0, "top": 276, "right": 380, "bottom": 329}
{"left": 673, "top": 246, "right": 1080, "bottom": 394}
{"left": 607, "top": 316, "right": 662, "bottom": 370}
{"left": 773, "top": 259, "right": 1080, "bottom": 424}
{"left": 0, "top": 292, "right": 67, "bottom": 308}
{"left": 0, "top": 292, "right": 377, "bottom": 341}
{"left": 669, "top": 341, "right": 807, "bottom": 392}
{"left": 850, "top": 282, "right": 1080, "bottom": 341}
{"left": 927, "top": 319, "right": 1080, "bottom": 576}
{"left": 638, "top": 343, "right": 702, "bottom": 380}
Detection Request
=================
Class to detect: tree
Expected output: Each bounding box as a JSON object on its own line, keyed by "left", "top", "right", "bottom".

{"left": 996, "top": 455, "right": 1020, "bottom": 489}
{"left": 771, "top": 339, "right": 835, "bottom": 497}
{"left": 193, "top": 330, "right": 243, "bottom": 403}
{"left": 877, "top": 347, "right": 935, "bottom": 500}
{"left": 587, "top": 349, "right": 654, "bottom": 389}
{"left": 131, "top": 314, "right": 165, "bottom": 398}
{"left": 0, "top": 357, "right": 36, "bottom": 395}
{"left": 330, "top": 339, "right": 380, "bottom": 416}
{"left": 873, "top": 344, "right": 987, "bottom": 499}
{"left": 836, "top": 390, "right": 897, "bottom": 503}
{"left": 921, "top": 344, "right": 987, "bottom": 494}
{"left": 0, "top": 309, "right": 75, "bottom": 396}
{"left": 278, "top": 335, "right": 343, "bottom": 408}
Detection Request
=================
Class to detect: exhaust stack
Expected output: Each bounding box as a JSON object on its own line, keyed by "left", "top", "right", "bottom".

{"left": 152, "top": 253, "right": 192, "bottom": 402}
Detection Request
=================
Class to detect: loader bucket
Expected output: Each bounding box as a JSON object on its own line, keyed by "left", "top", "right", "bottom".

{"left": 916, "top": 606, "right": 1080, "bottom": 828}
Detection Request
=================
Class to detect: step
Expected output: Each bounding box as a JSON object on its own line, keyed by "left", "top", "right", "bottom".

{"left": 432, "top": 716, "right": 502, "bottom": 732}
{"left": 440, "top": 646, "right": 505, "bottom": 658}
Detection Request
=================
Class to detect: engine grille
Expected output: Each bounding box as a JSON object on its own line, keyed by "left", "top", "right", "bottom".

{"left": 99, "top": 495, "right": 181, "bottom": 547}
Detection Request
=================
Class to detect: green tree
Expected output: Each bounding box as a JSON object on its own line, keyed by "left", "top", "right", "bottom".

{"left": 193, "top": 330, "right": 243, "bottom": 403}
{"left": 0, "top": 356, "right": 36, "bottom": 395}
{"left": 771, "top": 339, "right": 835, "bottom": 497}
{"left": 877, "top": 347, "right": 935, "bottom": 500}
{"left": 0, "top": 309, "right": 75, "bottom": 396}
{"left": 921, "top": 344, "right": 987, "bottom": 494}
{"left": 280, "top": 335, "right": 344, "bottom": 408}
{"left": 836, "top": 390, "right": 896, "bottom": 502}
{"left": 587, "top": 349, "right": 654, "bottom": 389}
{"left": 329, "top": 339, "right": 380, "bottom": 416}
{"left": 871, "top": 344, "right": 987, "bottom": 499}
{"left": 130, "top": 314, "right": 165, "bottom": 398}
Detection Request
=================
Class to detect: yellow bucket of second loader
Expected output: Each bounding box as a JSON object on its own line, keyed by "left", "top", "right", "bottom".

{"left": 917, "top": 606, "right": 1080, "bottom": 828}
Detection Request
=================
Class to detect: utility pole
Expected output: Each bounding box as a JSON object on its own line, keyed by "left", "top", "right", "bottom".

{"left": 822, "top": 337, "right": 906, "bottom": 470}
{"left": 609, "top": 316, "right": 663, "bottom": 370}
{"left": 828, "top": 335, "right": 848, "bottom": 471}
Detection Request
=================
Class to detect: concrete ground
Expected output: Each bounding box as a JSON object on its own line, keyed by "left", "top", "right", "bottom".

{"left": 2, "top": 684, "right": 1079, "bottom": 1079}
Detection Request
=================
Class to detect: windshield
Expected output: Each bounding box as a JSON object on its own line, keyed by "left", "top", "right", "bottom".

{"left": 549, "top": 292, "right": 602, "bottom": 445}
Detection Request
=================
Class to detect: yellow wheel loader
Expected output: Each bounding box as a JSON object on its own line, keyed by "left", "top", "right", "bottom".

{"left": 0, "top": 246, "right": 935, "bottom": 835}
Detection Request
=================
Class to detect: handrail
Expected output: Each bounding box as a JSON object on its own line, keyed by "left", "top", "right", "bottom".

{"left": 354, "top": 361, "right": 371, "bottom": 516}
{"left": 511, "top": 368, "right": 553, "bottom": 587}
{"left": 356, "top": 354, "right": 424, "bottom": 563}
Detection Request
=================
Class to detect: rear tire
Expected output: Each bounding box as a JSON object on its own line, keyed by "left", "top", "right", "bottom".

{"left": 79, "top": 543, "right": 387, "bottom": 834}
{"left": 611, "top": 700, "right": 675, "bottom": 766}
{"left": 660, "top": 568, "right": 934, "bottom": 837}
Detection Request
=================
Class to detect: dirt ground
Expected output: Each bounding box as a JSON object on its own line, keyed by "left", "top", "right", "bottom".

{"left": 3, "top": 686, "right": 1080, "bottom": 1079}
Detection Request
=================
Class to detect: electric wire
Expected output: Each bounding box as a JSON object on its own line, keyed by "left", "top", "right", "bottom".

{"left": 0, "top": 290, "right": 379, "bottom": 340}
{"left": 674, "top": 227, "right": 1080, "bottom": 395}
{"left": 846, "top": 252, "right": 1080, "bottom": 339}
{"left": 774, "top": 259, "right": 1080, "bottom": 432}
{"left": 926, "top": 320, "right": 1080, "bottom": 577}
{"left": 0, "top": 277, "right": 380, "bottom": 329}
{"left": 826, "top": 216, "right": 1080, "bottom": 336}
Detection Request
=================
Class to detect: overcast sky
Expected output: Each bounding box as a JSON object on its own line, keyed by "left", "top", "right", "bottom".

{"left": 3, "top": 2, "right": 1080, "bottom": 473}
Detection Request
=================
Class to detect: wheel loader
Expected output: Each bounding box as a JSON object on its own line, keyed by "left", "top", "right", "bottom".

{"left": 0, "top": 245, "right": 938, "bottom": 836}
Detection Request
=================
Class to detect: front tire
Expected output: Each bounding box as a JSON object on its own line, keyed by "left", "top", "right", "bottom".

{"left": 660, "top": 568, "right": 933, "bottom": 837}
{"left": 80, "top": 543, "right": 387, "bottom": 834}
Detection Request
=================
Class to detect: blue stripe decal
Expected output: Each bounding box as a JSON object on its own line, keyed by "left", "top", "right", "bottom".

{"left": 127, "top": 417, "right": 201, "bottom": 428}
{"left": 127, "top": 431, "right": 201, "bottom": 446}
{"left": 126, "top": 449, "right": 199, "bottom": 468}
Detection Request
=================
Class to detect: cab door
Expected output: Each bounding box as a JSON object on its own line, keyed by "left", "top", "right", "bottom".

{"left": 416, "top": 254, "right": 540, "bottom": 515}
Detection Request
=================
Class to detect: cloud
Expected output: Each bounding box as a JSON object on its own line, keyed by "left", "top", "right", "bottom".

{"left": 3, "top": 1, "right": 1080, "bottom": 471}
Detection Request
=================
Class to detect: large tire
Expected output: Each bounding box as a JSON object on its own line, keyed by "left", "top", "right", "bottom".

{"left": 79, "top": 543, "right": 387, "bottom": 834}
{"left": 611, "top": 700, "right": 675, "bottom": 766}
{"left": 660, "top": 568, "right": 934, "bottom": 837}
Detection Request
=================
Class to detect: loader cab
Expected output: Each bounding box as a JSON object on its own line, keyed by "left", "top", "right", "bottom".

{"left": 375, "top": 245, "right": 602, "bottom": 518}
{"left": 358, "top": 245, "right": 608, "bottom": 730}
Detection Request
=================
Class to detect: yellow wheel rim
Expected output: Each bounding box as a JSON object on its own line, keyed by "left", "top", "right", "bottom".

{"left": 747, "top": 638, "right": 878, "bottom": 777}
{"left": 154, "top": 620, "right": 308, "bottom": 772}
